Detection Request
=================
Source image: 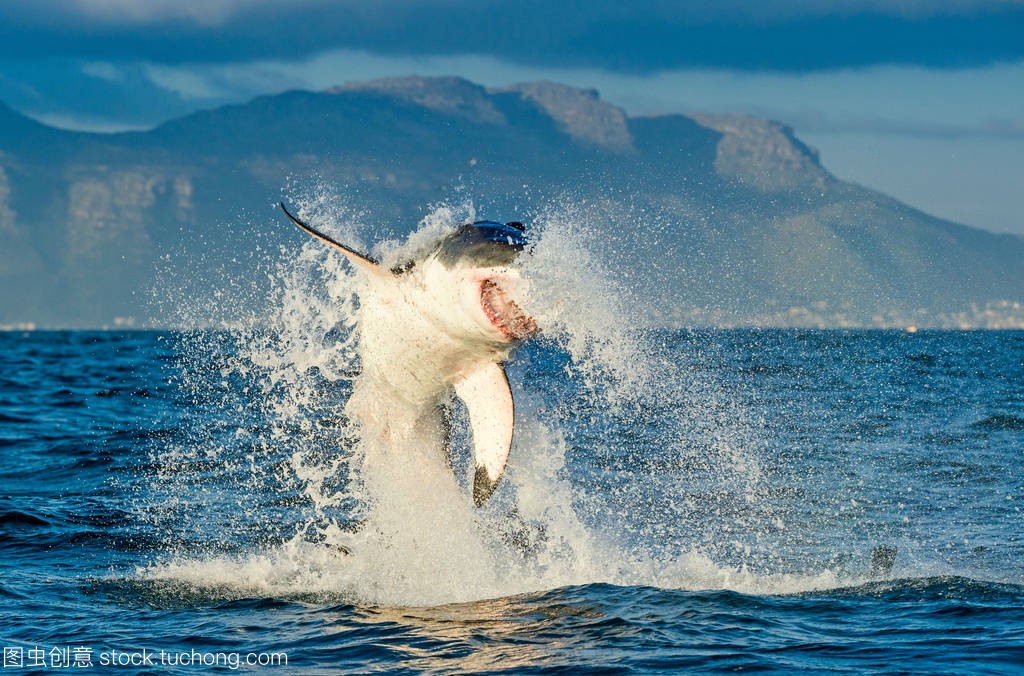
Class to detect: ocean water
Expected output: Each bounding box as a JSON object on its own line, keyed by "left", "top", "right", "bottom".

{"left": 2, "top": 329, "right": 1024, "bottom": 673}
{"left": 2, "top": 206, "right": 1024, "bottom": 673}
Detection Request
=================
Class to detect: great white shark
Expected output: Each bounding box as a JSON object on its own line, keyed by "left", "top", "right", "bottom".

{"left": 280, "top": 203, "right": 537, "bottom": 507}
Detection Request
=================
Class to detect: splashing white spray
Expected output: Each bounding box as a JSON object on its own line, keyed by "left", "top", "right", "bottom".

{"left": 144, "top": 194, "right": 843, "bottom": 604}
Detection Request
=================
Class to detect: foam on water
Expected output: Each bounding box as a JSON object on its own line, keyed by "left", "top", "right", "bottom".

{"left": 142, "top": 194, "right": 852, "bottom": 605}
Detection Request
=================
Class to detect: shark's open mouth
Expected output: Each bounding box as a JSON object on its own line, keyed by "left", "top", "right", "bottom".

{"left": 480, "top": 279, "right": 538, "bottom": 341}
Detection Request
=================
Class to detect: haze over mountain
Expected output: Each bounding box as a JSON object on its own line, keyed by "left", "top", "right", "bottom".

{"left": 0, "top": 76, "right": 1021, "bottom": 328}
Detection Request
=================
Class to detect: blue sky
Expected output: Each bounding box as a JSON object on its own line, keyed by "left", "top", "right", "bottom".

{"left": 2, "top": 0, "right": 1022, "bottom": 234}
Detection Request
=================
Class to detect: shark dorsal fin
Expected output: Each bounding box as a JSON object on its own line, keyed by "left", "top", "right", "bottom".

{"left": 280, "top": 202, "right": 391, "bottom": 278}
{"left": 454, "top": 362, "right": 514, "bottom": 507}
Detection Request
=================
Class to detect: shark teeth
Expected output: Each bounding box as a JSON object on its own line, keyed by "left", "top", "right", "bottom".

{"left": 480, "top": 279, "right": 538, "bottom": 341}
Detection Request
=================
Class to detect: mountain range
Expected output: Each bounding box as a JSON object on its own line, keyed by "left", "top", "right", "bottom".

{"left": 1, "top": 75, "right": 1021, "bottom": 328}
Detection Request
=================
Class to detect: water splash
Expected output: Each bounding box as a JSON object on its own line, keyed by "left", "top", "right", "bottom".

{"left": 143, "top": 192, "right": 844, "bottom": 606}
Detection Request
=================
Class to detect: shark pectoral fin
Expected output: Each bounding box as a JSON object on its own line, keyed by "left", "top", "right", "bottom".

{"left": 279, "top": 202, "right": 392, "bottom": 279}
{"left": 454, "top": 362, "right": 514, "bottom": 507}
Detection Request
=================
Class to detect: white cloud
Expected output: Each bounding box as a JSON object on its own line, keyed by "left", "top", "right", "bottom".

{"left": 144, "top": 64, "right": 226, "bottom": 100}
{"left": 67, "top": 0, "right": 323, "bottom": 26}
{"left": 31, "top": 111, "right": 151, "bottom": 133}
{"left": 61, "top": 0, "right": 1024, "bottom": 28}
{"left": 81, "top": 61, "right": 122, "bottom": 81}
{"left": 70, "top": 0, "right": 239, "bottom": 25}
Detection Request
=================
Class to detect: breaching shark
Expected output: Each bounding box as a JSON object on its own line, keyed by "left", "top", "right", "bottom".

{"left": 280, "top": 203, "right": 537, "bottom": 507}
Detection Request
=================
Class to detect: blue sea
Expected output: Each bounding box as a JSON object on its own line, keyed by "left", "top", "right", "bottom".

{"left": 2, "top": 327, "right": 1023, "bottom": 674}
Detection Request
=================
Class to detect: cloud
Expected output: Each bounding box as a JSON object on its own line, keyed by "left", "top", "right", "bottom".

{"left": 80, "top": 61, "right": 123, "bottom": 82}
{"left": 981, "top": 117, "right": 1024, "bottom": 137}
{"left": 29, "top": 111, "right": 152, "bottom": 133}
{"left": 68, "top": 0, "right": 251, "bottom": 25}
{"left": 65, "top": 0, "right": 328, "bottom": 27}
{"left": 144, "top": 65, "right": 227, "bottom": 100}
{"left": 0, "top": 58, "right": 208, "bottom": 130}
{"left": 1, "top": 0, "right": 1022, "bottom": 72}
{"left": 59, "top": 0, "right": 1024, "bottom": 25}
{"left": 759, "top": 111, "right": 1013, "bottom": 140}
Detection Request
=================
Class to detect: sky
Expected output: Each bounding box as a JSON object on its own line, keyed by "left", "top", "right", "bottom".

{"left": 1, "top": 0, "right": 1022, "bottom": 235}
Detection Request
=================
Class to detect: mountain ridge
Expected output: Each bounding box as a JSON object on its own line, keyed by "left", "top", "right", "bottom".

{"left": 0, "top": 75, "right": 1020, "bottom": 329}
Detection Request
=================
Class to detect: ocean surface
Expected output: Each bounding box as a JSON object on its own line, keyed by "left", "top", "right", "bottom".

{"left": 2, "top": 328, "right": 1023, "bottom": 674}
